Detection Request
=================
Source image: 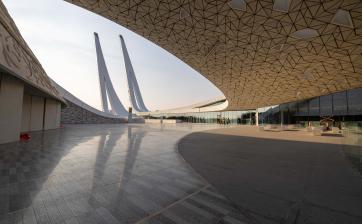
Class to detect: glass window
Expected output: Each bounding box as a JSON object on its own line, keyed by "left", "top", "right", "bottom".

{"left": 297, "top": 101, "right": 309, "bottom": 116}
{"left": 333, "top": 91, "right": 347, "bottom": 115}
{"left": 348, "top": 88, "right": 362, "bottom": 115}
{"left": 320, "top": 95, "right": 333, "bottom": 116}
{"left": 309, "top": 97, "right": 319, "bottom": 116}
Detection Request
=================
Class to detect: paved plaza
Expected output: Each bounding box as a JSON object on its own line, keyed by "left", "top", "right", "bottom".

{"left": 1, "top": 124, "right": 361, "bottom": 224}
{"left": 0, "top": 124, "right": 252, "bottom": 224}
{"left": 179, "top": 126, "right": 362, "bottom": 224}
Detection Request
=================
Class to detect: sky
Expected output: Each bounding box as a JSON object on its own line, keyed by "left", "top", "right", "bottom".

{"left": 3, "top": 0, "right": 223, "bottom": 111}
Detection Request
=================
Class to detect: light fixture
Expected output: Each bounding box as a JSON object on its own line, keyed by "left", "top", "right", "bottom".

{"left": 273, "top": 0, "right": 291, "bottom": 13}
{"left": 331, "top": 9, "right": 354, "bottom": 28}
{"left": 290, "top": 28, "right": 319, "bottom": 39}
{"left": 298, "top": 68, "right": 315, "bottom": 81}
{"left": 205, "top": 41, "right": 219, "bottom": 58}
{"left": 296, "top": 91, "right": 302, "bottom": 98}
{"left": 228, "top": 0, "right": 246, "bottom": 11}
{"left": 179, "top": 8, "right": 189, "bottom": 20}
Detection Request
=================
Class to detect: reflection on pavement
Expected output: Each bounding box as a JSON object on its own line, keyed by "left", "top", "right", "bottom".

{"left": 0, "top": 124, "right": 251, "bottom": 224}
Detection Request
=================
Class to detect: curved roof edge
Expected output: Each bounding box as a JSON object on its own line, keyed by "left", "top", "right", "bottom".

{"left": 138, "top": 96, "right": 228, "bottom": 115}
{"left": 65, "top": 0, "right": 362, "bottom": 110}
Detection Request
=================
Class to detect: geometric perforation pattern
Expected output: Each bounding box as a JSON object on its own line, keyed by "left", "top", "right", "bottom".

{"left": 65, "top": 0, "right": 362, "bottom": 110}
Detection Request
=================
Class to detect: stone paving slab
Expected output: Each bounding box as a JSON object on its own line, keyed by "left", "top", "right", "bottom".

{"left": 179, "top": 126, "right": 362, "bottom": 224}
{"left": 0, "top": 124, "right": 251, "bottom": 224}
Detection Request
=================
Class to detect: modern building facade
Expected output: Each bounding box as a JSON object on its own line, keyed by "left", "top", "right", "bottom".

{"left": 64, "top": 0, "right": 362, "bottom": 131}
{"left": 263, "top": 87, "right": 362, "bottom": 127}
{"left": 2, "top": 0, "right": 362, "bottom": 144}
{"left": 0, "top": 3, "right": 131, "bottom": 144}
{"left": 0, "top": 2, "right": 64, "bottom": 144}
{"left": 0, "top": 2, "right": 361, "bottom": 224}
{"left": 66, "top": 0, "right": 362, "bottom": 110}
{"left": 146, "top": 87, "right": 362, "bottom": 128}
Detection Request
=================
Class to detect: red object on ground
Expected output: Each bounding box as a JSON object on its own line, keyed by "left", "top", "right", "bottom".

{"left": 20, "top": 133, "right": 31, "bottom": 141}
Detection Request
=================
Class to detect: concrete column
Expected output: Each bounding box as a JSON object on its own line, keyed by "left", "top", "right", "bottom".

{"left": 55, "top": 103, "right": 61, "bottom": 128}
{"left": 128, "top": 107, "right": 133, "bottom": 123}
{"left": 0, "top": 75, "right": 24, "bottom": 144}
{"left": 255, "top": 108, "right": 259, "bottom": 126}
{"left": 30, "top": 96, "right": 45, "bottom": 131}
{"left": 21, "top": 94, "right": 32, "bottom": 132}
{"left": 44, "top": 98, "right": 61, "bottom": 130}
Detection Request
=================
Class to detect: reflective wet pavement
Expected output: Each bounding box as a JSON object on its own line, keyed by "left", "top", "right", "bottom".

{"left": 0, "top": 124, "right": 251, "bottom": 224}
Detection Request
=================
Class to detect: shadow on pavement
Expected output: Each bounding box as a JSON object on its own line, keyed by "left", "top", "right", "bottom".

{"left": 179, "top": 131, "right": 362, "bottom": 224}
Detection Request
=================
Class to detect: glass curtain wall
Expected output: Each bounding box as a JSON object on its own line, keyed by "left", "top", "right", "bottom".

{"left": 145, "top": 87, "right": 362, "bottom": 127}
{"left": 147, "top": 110, "right": 256, "bottom": 125}
{"left": 259, "top": 87, "right": 362, "bottom": 128}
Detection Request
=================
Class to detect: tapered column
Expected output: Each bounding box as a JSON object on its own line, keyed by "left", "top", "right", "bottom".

{"left": 94, "top": 33, "right": 109, "bottom": 113}
{"left": 119, "top": 35, "right": 148, "bottom": 112}
{"left": 94, "top": 33, "right": 128, "bottom": 116}
{"left": 255, "top": 108, "right": 259, "bottom": 126}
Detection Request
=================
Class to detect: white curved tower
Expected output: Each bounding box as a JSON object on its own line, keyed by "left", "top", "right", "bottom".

{"left": 119, "top": 35, "right": 149, "bottom": 112}
{"left": 94, "top": 33, "right": 128, "bottom": 117}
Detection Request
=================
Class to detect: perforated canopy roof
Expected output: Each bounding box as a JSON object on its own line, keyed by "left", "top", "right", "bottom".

{"left": 66, "top": 0, "right": 362, "bottom": 110}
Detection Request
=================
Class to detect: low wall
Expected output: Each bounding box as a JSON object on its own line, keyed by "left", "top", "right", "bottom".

{"left": 53, "top": 81, "right": 126, "bottom": 124}
{"left": 61, "top": 100, "right": 127, "bottom": 124}
{"left": 44, "top": 98, "right": 61, "bottom": 130}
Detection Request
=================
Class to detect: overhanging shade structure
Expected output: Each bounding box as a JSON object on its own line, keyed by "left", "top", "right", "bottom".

{"left": 119, "top": 35, "right": 149, "bottom": 112}
{"left": 94, "top": 33, "right": 128, "bottom": 117}
{"left": 66, "top": 1, "right": 362, "bottom": 110}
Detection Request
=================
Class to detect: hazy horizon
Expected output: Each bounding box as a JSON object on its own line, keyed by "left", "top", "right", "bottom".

{"left": 3, "top": 0, "right": 224, "bottom": 111}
